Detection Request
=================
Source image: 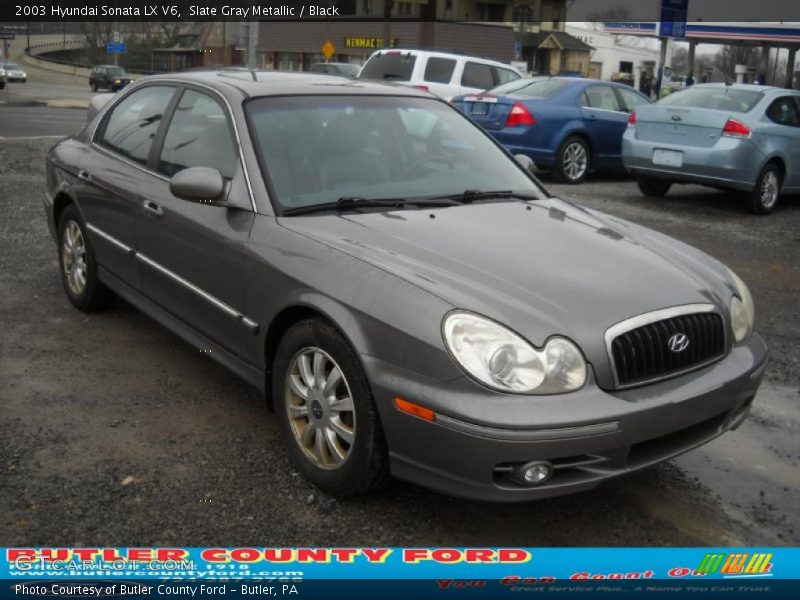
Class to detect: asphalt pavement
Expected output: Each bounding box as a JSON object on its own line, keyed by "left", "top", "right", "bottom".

{"left": 1, "top": 138, "right": 798, "bottom": 548}
{"left": 0, "top": 105, "right": 87, "bottom": 138}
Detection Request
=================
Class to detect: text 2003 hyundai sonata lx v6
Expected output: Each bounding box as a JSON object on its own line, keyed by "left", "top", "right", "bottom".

{"left": 44, "top": 71, "right": 767, "bottom": 501}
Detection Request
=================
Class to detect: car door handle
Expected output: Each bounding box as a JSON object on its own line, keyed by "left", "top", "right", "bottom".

{"left": 142, "top": 200, "right": 164, "bottom": 218}
{"left": 78, "top": 170, "right": 92, "bottom": 182}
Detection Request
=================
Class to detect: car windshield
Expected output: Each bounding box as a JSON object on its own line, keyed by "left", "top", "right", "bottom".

{"left": 488, "top": 78, "right": 571, "bottom": 98}
{"left": 107, "top": 67, "right": 127, "bottom": 77}
{"left": 359, "top": 53, "right": 416, "bottom": 81}
{"left": 246, "top": 95, "right": 545, "bottom": 212}
{"left": 658, "top": 87, "right": 762, "bottom": 112}
{"left": 5, "top": 63, "right": 19, "bottom": 69}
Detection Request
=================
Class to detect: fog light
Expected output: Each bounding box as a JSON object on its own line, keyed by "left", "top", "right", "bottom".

{"left": 522, "top": 461, "right": 552, "bottom": 485}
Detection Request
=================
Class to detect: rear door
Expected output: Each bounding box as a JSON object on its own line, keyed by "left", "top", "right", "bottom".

{"left": 79, "top": 84, "right": 177, "bottom": 289}
{"left": 580, "top": 84, "right": 629, "bottom": 162}
{"left": 459, "top": 61, "right": 496, "bottom": 96}
{"left": 136, "top": 86, "right": 256, "bottom": 359}
{"left": 764, "top": 95, "right": 800, "bottom": 188}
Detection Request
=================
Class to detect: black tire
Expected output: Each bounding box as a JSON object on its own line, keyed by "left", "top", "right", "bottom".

{"left": 747, "top": 163, "right": 782, "bottom": 215}
{"left": 57, "top": 205, "right": 115, "bottom": 312}
{"left": 553, "top": 136, "right": 590, "bottom": 183}
{"left": 636, "top": 175, "right": 672, "bottom": 197}
{"left": 90, "top": 82, "right": 97, "bottom": 92}
{"left": 273, "top": 318, "right": 388, "bottom": 496}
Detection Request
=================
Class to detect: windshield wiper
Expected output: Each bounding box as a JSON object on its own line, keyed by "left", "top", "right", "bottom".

{"left": 281, "top": 196, "right": 458, "bottom": 216}
{"left": 431, "top": 189, "right": 541, "bottom": 204}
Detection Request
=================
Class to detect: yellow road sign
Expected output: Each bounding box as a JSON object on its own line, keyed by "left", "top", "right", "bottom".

{"left": 322, "top": 40, "right": 335, "bottom": 61}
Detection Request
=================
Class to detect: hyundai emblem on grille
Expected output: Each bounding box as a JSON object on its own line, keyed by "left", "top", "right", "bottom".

{"left": 668, "top": 333, "right": 690, "bottom": 352}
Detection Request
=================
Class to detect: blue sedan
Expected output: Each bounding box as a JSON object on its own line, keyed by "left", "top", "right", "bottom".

{"left": 452, "top": 77, "right": 651, "bottom": 183}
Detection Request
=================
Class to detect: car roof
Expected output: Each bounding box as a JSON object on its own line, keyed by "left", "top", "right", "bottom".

{"left": 685, "top": 82, "right": 791, "bottom": 93}
{"left": 368, "top": 48, "right": 514, "bottom": 68}
{"left": 140, "top": 69, "right": 433, "bottom": 98}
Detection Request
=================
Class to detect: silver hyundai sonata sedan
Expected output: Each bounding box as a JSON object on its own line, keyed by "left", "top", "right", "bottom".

{"left": 44, "top": 71, "right": 767, "bottom": 501}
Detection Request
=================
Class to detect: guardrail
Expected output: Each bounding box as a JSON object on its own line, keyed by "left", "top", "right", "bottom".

{"left": 24, "top": 41, "right": 158, "bottom": 77}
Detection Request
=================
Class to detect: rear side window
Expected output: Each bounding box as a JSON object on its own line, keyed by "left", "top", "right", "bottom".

{"left": 616, "top": 87, "right": 650, "bottom": 112}
{"left": 462, "top": 62, "right": 495, "bottom": 89}
{"left": 765, "top": 96, "right": 800, "bottom": 126}
{"left": 424, "top": 57, "right": 456, "bottom": 84}
{"left": 99, "top": 85, "right": 175, "bottom": 165}
{"left": 659, "top": 87, "right": 762, "bottom": 112}
{"left": 158, "top": 89, "right": 237, "bottom": 179}
{"left": 359, "top": 53, "right": 417, "bottom": 81}
{"left": 582, "top": 85, "right": 622, "bottom": 111}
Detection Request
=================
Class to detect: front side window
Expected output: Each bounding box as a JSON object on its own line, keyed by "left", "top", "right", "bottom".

{"left": 765, "top": 96, "right": 800, "bottom": 126}
{"left": 494, "top": 67, "right": 521, "bottom": 85}
{"left": 461, "top": 62, "right": 495, "bottom": 89}
{"left": 582, "top": 85, "right": 622, "bottom": 111}
{"left": 424, "top": 57, "right": 456, "bottom": 84}
{"left": 246, "top": 95, "right": 545, "bottom": 211}
{"left": 158, "top": 89, "right": 237, "bottom": 179}
{"left": 99, "top": 85, "right": 175, "bottom": 165}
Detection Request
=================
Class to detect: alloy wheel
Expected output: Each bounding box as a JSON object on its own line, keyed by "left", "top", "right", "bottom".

{"left": 760, "top": 170, "right": 779, "bottom": 209}
{"left": 563, "top": 142, "right": 588, "bottom": 181}
{"left": 62, "top": 220, "right": 87, "bottom": 296}
{"left": 284, "top": 347, "right": 356, "bottom": 470}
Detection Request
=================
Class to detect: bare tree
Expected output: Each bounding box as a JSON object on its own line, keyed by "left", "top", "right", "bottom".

{"left": 714, "top": 45, "right": 761, "bottom": 82}
{"left": 585, "top": 5, "right": 631, "bottom": 22}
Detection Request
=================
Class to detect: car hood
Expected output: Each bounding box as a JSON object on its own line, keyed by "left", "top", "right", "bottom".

{"left": 279, "top": 198, "right": 733, "bottom": 388}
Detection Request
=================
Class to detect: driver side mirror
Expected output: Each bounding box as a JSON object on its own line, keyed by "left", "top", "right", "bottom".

{"left": 514, "top": 154, "right": 537, "bottom": 173}
{"left": 169, "top": 167, "right": 225, "bottom": 203}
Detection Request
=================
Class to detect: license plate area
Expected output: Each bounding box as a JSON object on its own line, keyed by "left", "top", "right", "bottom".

{"left": 652, "top": 148, "right": 683, "bottom": 167}
{"left": 470, "top": 102, "right": 489, "bottom": 116}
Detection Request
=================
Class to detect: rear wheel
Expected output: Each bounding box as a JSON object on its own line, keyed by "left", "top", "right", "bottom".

{"left": 273, "top": 319, "right": 388, "bottom": 496}
{"left": 57, "top": 205, "right": 115, "bottom": 311}
{"left": 91, "top": 82, "right": 97, "bottom": 92}
{"left": 636, "top": 175, "right": 672, "bottom": 197}
{"left": 553, "top": 136, "right": 590, "bottom": 183}
{"left": 747, "top": 164, "right": 781, "bottom": 215}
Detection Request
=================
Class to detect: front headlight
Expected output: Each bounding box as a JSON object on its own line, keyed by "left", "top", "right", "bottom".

{"left": 727, "top": 268, "right": 754, "bottom": 342}
{"left": 442, "top": 312, "right": 587, "bottom": 394}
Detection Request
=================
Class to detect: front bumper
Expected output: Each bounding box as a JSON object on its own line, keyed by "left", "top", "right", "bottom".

{"left": 621, "top": 132, "right": 760, "bottom": 191}
{"left": 364, "top": 333, "right": 767, "bottom": 501}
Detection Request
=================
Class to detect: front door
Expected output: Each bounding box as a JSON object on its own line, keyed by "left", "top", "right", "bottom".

{"left": 136, "top": 87, "right": 256, "bottom": 359}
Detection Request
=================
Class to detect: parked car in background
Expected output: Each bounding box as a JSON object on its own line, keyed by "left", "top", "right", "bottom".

{"left": 44, "top": 70, "right": 766, "bottom": 501}
{"left": 89, "top": 65, "right": 132, "bottom": 92}
{"left": 358, "top": 49, "right": 521, "bottom": 100}
{"left": 308, "top": 62, "right": 361, "bottom": 77}
{"left": 452, "top": 77, "right": 651, "bottom": 183}
{"left": 2, "top": 62, "right": 27, "bottom": 82}
{"left": 622, "top": 83, "right": 800, "bottom": 214}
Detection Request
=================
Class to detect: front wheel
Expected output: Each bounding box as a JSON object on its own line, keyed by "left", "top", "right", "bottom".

{"left": 636, "top": 175, "right": 672, "bottom": 197}
{"left": 747, "top": 164, "right": 782, "bottom": 215}
{"left": 57, "top": 205, "right": 115, "bottom": 311}
{"left": 273, "top": 319, "right": 388, "bottom": 496}
{"left": 553, "top": 136, "right": 590, "bottom": 183}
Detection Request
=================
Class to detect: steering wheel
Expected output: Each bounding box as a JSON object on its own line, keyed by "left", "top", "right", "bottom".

{"left": 399, "top": 155, "right": 456, "bottom": 179}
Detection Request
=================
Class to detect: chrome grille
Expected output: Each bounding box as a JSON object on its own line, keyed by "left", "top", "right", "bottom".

{"left": 610, "top": 310, "right": 726, "bottom": 388}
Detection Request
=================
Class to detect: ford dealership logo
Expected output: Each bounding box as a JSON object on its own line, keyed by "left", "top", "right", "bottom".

{"left": 668, "top": 333, "right": 690, "bottom": 352}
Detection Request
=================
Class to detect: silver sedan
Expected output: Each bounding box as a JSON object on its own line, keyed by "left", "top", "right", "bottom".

{"left": 622, "top": 83, "right": 800, "bottom": 214}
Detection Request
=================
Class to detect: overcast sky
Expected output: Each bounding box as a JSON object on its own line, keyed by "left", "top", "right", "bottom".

{"left": 568, "top": 0, "right": 800, "bottom": 22}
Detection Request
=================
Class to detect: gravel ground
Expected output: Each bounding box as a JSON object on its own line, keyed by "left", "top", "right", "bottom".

{"left": 1, "top": 139, "right": 798, "bottom": 547}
